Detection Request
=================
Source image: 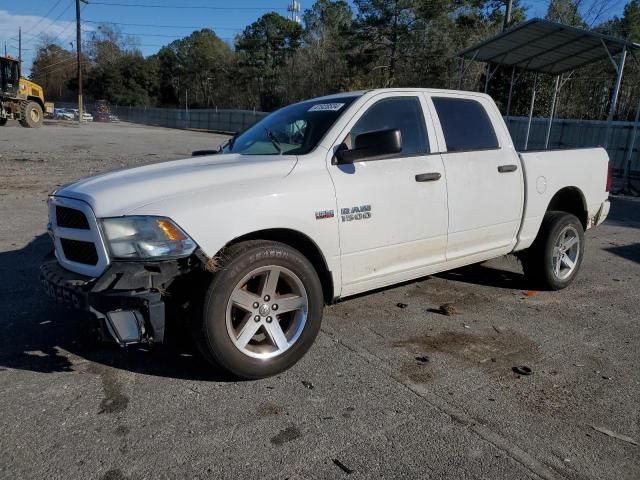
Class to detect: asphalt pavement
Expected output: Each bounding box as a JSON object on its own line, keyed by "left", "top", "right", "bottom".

{"left": 1, "top": 121, "right": 638, "bottom": 479}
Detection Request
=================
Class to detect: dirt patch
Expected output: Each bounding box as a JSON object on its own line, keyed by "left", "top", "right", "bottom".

{"left": 256, "top": 402, "right": 283, "bottom": 417}
{"left": 270, "top": 425, "right": 301, "bottom": 446}
{"left": 395, "top": 330, "right": 540, "bottom": 382}
{"left": 401, "top": 361, "right": 434, "bottom": 383}
{"left": 102, "top": 469, "right": 127, "bottom": 480}
{"left": 87, "top": 363, "right": 129, "bottom": 414}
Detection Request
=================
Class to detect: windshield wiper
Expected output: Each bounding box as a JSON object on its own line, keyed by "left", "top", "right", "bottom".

{"left": 264, "top": 128, "right": 283, "bottom": 154}
{"left": 218, "top": 134, "right": 237, "bottom": 153}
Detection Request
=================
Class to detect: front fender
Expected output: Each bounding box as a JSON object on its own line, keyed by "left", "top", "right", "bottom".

{"left": 127, "top": 156, "right": 342, "bottom": 294}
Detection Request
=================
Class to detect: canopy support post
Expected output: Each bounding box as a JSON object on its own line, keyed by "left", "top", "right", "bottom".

{"left": 621, "top": 50, "right": 640, "bottom": 194}
{"left": 524, "top": 74, "right": 538, "bottom": 151}
{"left": 506, "top": 66, "right": 516, "bottom": 117}
{"left": 545, "top": 75, "right": 560, "bottom": 149}
{"left": 458, "top": 50, "right": 479, "bottom": 90}
{"left": 622, "top": 96, "right": 640, "bottom": 193}
{"left": 484, "top": 64, "right": 498, "bottom": 93}
{"left": 602, "top": 42, "right": 627, "bottom": 149}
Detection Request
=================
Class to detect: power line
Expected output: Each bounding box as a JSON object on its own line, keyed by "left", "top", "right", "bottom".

{"left": 50, "top": 3, "right": 88, "bottom": 46}
{"left": 84, "top": 20, "right": 244, "bottom": 31}
{"left": 34, "top": 56, "right": 78, "bottom": 72}
{"left": 24, "top": 0, "right": 65, "bottom": 35}
{"left": 88, "top": 2, "right": 287, "bottom": 10}
{"left": 82, "top": 29, "right": 235, "bottom": 40}
{"left": 20, "top": 0, "right": 76, "bottom": 48}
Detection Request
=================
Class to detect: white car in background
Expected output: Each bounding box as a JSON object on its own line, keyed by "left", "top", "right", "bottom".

{"left": 54, "top": 108, "right": 74, "bottom": 120}
{"left": 75, "top": 112, "right": 93, "bottom": 122}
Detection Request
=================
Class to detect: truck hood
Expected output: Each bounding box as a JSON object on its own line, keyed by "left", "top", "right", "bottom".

{"left": 54, "top": 153, "right": 297, "bottom": 217}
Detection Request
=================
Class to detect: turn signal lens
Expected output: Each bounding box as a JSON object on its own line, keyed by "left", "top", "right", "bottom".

{"left": 156, "top": 219, "right": 187, "bottom": 241}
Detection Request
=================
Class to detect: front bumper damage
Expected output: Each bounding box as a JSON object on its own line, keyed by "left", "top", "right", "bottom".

{"left": 40, "top": 252, "right": 203, "bottom": 346}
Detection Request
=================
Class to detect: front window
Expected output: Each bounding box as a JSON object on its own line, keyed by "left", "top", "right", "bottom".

{"left": 346, "top": 96, "right": 429, "bottom": 155}
{"left": 1, "top": 59, "right": 19, "bottom": 91}
{"left": 223, "top": 96, "right": 359, "bottom": 155}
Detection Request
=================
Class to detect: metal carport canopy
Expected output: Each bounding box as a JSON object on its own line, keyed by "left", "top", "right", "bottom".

{"left": 457, "top": 18, "right": 640, "bottom": 75}
{"left": 455, "top": 18, "right": 640, "bottom": 192}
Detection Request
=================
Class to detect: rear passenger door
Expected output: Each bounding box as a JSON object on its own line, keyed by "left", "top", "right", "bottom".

{"left": 427, "top": 94, "right": 523, "bottom": 261}
{"left": 328, "top": 92, "right": 448, "bottom": 294}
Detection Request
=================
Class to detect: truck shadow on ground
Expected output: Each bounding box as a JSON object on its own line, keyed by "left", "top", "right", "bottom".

{"left": 606, "top": 196, "right": 640, "bottom": 229}
{"left": 0, "top": 234, "right": 233, "bottom": 381}
{"left": 604, "top": 243, "right": 640, "bottom": 265}
{"left": 435, "top": 263, "right": 527, "bottom": 290}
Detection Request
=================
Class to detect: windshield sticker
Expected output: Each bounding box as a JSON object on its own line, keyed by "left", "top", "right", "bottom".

{"left": 308, "top": 103, "right": 345, "bottom": 112}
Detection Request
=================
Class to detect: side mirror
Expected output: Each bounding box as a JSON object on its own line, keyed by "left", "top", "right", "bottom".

{"left": 335, "top": 129, "right": 402, "bottom": 164}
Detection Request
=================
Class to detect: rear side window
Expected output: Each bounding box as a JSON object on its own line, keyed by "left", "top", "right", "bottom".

{"left": 432, "top": 97, "right": 499, "bottom": 152}
{"left": 349, "top": 96, "right": 429, "bottom": 156}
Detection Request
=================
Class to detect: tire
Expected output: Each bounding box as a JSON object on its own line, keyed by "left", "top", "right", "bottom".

{"left": 0, "top": 118, "right": 7, "bottom": 126}
{"left": 194, "top": 240, "right": 324, "bottom": 379}
{"left": 19, "top": 101, "right": 43, "bottom": 128}
{"left": 521, "top": 211, "right": 584, "bottom": 290}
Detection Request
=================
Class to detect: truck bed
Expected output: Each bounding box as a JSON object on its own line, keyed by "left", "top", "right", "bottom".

{"left": 515, "top": 146, "right": 610, "bottom": 251}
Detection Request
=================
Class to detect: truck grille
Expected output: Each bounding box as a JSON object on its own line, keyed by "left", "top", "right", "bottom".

{"left": 60, "top": 239, "right": 99, "bottom": 265}
{"left": 48, "top": 196, "right": 110, "bottom": 277}
{"left": 56, "top": 206, "right": 90, "bottom": 229}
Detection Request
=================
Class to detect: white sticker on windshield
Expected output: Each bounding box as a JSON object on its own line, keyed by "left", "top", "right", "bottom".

{"left": 308, "top": 103, "right": 345, "bottom": 112}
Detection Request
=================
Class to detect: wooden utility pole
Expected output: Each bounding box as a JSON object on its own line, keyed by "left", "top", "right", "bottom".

{"left": 18, "top": 27, "right": 22, "bottom": 64}
{"left": 503, "top": 0, "right": 513, "bottom": 31}
{"left": 76, "top": 0, "right": 89, "bottom": 124}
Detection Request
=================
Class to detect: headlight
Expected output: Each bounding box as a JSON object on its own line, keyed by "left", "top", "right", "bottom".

{"left": 101, "top": 216, "right": 197, "bottom": 259}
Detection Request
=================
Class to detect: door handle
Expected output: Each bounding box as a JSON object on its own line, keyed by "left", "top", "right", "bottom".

{"left": 415, "top": 172, "right": 441, "bottom": 182}
{"left": 497, "top": 164, "right": 518, "bottom": 173}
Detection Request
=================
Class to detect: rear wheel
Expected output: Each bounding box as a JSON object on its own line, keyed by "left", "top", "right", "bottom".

{"left": 0, "top": 118, "right": 7, "bottom": 126}
{"left": 194, "top": 240, "right": 324, "bottom": 379}
{"left": 19, "top": 101, "right": 43, "bottom": 128}
{"left": 521, "top": 211, "right": 584, "bottom": 290}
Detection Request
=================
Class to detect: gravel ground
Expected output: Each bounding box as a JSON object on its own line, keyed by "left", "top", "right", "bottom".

{"left": 1, "top": 121, "right": 639, "bottom": 480}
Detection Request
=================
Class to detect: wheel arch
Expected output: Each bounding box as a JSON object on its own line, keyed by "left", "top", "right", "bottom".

{"left": 26, "top": 96, "right": 45, "bottom": 110}
{"left": 545, "top": 186, "right": 588, "bottom": 229}
{"left": 222, "top": 228, "right": 335, "bottom": 304}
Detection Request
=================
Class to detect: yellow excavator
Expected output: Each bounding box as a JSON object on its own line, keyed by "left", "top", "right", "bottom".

{"left": 1, "top": 55, "right": 46, "bottom": 128}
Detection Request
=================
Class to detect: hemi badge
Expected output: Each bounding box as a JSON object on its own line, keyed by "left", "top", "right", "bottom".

{"left": 315, "top": 210, "right": 335, "bottom": 220}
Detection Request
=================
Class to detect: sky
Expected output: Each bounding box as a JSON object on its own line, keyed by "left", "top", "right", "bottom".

{"left": 0, "top": 0, "right": 630, "bottom": 76}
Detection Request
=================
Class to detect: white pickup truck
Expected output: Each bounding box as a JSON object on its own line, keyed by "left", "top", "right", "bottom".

{"left": 41, "top": 88, "right": 611, "bottom": 378}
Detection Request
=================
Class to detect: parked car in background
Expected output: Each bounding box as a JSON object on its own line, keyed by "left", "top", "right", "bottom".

{"left": 41, "top": 88, "right": 611, "bottom": 379}
{"left": 54, "top": 108, "right": 74, "bottom": 120}
{"left": 75, "top": 112, "right": 93, "bottom": 122}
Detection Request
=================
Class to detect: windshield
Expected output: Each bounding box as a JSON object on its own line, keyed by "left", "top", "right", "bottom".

{"left": 223, "top": 96, "right": 359, "bottom": 156}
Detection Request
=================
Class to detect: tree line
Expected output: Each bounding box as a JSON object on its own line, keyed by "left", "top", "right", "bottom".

{"left": 30, "top": 0, "right": 640, "bottom": 120}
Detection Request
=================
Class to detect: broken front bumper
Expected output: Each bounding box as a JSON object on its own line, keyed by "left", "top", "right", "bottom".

{"left": 40, "top": 254, "right": 196, "bottom": 346}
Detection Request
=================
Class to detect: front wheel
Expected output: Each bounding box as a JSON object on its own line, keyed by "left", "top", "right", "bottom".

{"left": 521, "top": 211, "right": 584, "bottom": 290}
{"left": 0, "top": 118, "right": 7, "bottom": 126}
{"left": 19, "top": 101, "right": 43, "bottom": 128}
{"left": 195, "top": 240, "right": 324, "bottom": 379}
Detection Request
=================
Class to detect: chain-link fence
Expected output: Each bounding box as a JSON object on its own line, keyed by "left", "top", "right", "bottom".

{"left": 110, "top": 106, "right": 268, "bottom": 133}
{"left": 55, "top": 102, "right": 638, "bottom": 182}
{"left": 506, "top": 117, "right": 639, "bottom": 179}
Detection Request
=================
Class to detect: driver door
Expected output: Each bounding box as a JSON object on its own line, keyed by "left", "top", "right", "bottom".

{"left": 327, "top": 93, "right": 448, "bottom": 295}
